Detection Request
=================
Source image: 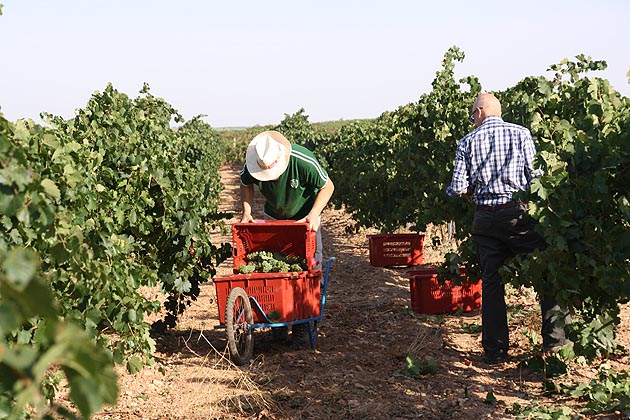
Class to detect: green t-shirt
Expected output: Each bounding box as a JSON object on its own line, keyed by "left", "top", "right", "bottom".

{"left": 240, "top": 144, "right": 329, "bottom": 220}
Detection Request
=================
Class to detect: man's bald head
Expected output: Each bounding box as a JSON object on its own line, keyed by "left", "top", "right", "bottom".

{"left": 473, "top": 93, "right": 502, "bottom": 117}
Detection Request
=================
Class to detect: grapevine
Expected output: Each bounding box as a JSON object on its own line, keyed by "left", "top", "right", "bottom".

{"left": 1, "top": 82, "right": 231, "bottom": 414}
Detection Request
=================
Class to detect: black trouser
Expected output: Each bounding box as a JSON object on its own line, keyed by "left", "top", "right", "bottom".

{"left": 472, "top": 201, "right": 569, "bottom": 357}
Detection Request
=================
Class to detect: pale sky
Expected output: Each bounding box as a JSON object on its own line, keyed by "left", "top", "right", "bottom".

{"left": 1, "top": 1, "right": 629, "bottom": 128}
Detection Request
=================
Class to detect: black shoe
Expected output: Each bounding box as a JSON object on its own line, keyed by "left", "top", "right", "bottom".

{"left": 483, "top": 352, "right": 510, "bottom": 365}
{"left": 291, "top": 323, "right": 310, "bottom": 345}
{"left": 542, "top": 345, "right": 561, "bottom": 355}
{"left": 543, "top": 339, "right": 573, "bottom": 355}
{"left": 271, "top": 326, "right": 289, "bottom": 342}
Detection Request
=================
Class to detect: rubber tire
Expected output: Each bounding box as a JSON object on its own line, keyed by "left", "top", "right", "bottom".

{"left": 225, "top": 287, "right": 254, "bottom": 365}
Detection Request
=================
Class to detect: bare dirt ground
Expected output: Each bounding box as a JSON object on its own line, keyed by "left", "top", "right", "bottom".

{"left": 94, "top": 164, "right": 630, "bottom": 420}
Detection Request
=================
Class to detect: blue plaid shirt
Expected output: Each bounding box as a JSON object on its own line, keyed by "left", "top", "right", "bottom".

{"left": 446, "top": 116, "right": 539, "bottom": 206}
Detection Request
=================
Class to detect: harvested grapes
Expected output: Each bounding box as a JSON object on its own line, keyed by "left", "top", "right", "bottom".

{"left": 237, "top": 250, "right": 307, "bottom": 274}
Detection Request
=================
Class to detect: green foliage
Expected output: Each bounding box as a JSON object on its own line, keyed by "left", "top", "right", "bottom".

{"left": 9, "top": 83, "right": 230, "bottom": 358}
{"left": 506, "top": 402, "right": 577, "bottom": 419}
{"left": 312, "top": 118, "right": 373, "bottom": 133}
{"left": 568, "top": 308, "right": 619, "bottom": 359}
{"left": 1, "top": 111, "right": 117, "bottom": 418}
{"left": 484, "top": 391, "right": 500, "bottom": 405}
{"left": 395, "top": 355, "right": 437, "bottom": 377}
{"left": 266, "top": 310, "right": 282, "bottom": 322}
{"left": 1, "top": 83, "right": 231, "bottom": 413}
{"left": 506, "top": 365, "right": 630, "bottom": 418}
{"left": 323, "top": 117, "right": 412, "bottom": 232}
{"left": 519, "top": 354, "right": 569, "bottom": 378}
{"left": 0, "top": 251, "right": 118, "bottom": 419}
{"left": 273, "top": 108, "right": 316, "bottom": 147}
{"left": 567, "top": 367, "right": 630, "bottom": 415}
{"left": 460, "top": 321, "right": 482, "bottom": 334}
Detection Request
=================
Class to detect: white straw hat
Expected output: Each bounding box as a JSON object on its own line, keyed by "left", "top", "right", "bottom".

{"left": 245, "top": 131, "right": 291, "bottom": 181}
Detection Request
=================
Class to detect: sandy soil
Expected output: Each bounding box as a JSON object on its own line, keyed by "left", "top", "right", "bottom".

{"left": 93, "top": 164, "right": 630, "bottom": 420}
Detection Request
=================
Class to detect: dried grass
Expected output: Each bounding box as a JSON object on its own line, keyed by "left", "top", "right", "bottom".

{"left": 407, "top": 323, "right": 443, "bottom": 356}
{"left": 179, "top": 328, "right": 273, "bottom": 417}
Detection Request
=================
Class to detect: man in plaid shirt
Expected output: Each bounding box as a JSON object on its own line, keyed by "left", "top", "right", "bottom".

{"left": 447, "top": 93, "right": 570, "bottom": 364}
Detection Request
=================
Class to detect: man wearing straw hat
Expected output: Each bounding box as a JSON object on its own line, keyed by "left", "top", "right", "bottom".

{"left": 240, "top": 130, "right": 335, "bottom": 342}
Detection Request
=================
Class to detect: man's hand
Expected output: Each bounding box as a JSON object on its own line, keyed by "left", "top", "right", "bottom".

{"left": 295, "top": 178, "right": 333, "bottom": 231}
{"left": 297, "top": 214, "right": 321, "bottom": 231}
{"left": 241, "top": 213, "right": 254, "bottom": 223}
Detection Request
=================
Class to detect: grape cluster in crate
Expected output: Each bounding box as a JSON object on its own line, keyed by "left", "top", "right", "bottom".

{"left": 237, "top": 250, "right": 307, "bottom": 274}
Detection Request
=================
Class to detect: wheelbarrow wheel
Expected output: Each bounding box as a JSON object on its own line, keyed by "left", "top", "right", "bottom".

{"left": 225, "top": 287, "right": 254, "bottom": 365}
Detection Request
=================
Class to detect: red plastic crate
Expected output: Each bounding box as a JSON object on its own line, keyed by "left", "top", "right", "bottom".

{"left": 213, "top": 270, "right": 322, "bottom": 324}
{"left": 367, "top": 233, "right": 424, "bottom": 267}
{"left": 406, "top": 267, "right": 481, "bottom": 314}
{"left": 232, "top": 221, "right": 318, "bottom": 274}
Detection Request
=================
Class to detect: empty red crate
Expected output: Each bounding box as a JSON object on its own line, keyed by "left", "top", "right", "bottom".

{"left": 406, "top": 267, "right": 481, "bottom": 314}
{"left": 367, "top": 233, "right": 424, "bottom": 267}
{"left": 232, "top": 221, "right": 318, "bottom": 274}
{"left": 213, "top": 270, "right": 322, "bottom": 324}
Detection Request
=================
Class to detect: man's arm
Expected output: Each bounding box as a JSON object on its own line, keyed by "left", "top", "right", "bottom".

{"left": 300, "top": 178, "right": 334, "bottom": 231}
{"left": 523, "top": 131, "right": 541, "bottom": 184}
{"left": 446, "top": 140, "right": 470, "bottom": 196}
{"left": 240, "top": 183, "right": 255, "bottom": 223}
